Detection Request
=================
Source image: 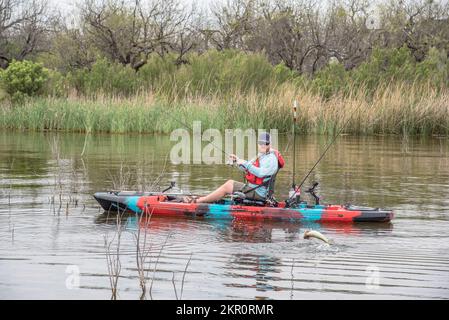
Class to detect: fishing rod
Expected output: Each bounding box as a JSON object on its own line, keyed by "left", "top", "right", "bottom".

{"left": 158, "top": 106, "right": 234, "bottom": 161}
{"left": 287, "top": 99, "right": 365, "bottom": 205}
{"left": 137, "top": 105, "right": 237, "bottom": 193}
{"left": 297, "top": 126, "right": 344, "bottom": 189}
{"left": 292, "top": 101, "right": 297, "bottom": 188}
{"left": 162, "top": 105, "right": 270, "bottom": 166}
{"left": 288, "top": 101, "right": 301, "bottom": 204}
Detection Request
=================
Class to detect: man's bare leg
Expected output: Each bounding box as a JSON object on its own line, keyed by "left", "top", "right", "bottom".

{"left": 195, "top": 179, "right": 235, "bottom": 203}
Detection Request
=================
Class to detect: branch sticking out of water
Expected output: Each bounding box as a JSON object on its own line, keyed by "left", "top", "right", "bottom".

{"left": 134, "top": 204, "right": 154, "bottom": 300}
{"left": 172, "top": 272, "right": 178, "bottom": 300}
{"left": 149, "top": 232, "right": 171, "bottom": 300}
{"left": 180, "top": 253, "right": 193, "bottom": 300}
{"left": 290, "top": 258, "right": 295, "bottom": 300}
{"left": 104, "top": 204, "right": 125, "bottom": 300}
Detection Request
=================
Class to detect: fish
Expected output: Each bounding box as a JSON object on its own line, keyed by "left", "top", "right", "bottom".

{"left": 303, "top": 230, "right": 330, "bottom": 244}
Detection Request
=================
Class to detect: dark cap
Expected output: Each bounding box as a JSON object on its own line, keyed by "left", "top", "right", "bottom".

{"left": 258, "top": 132, "right": 271, "bottom": 145}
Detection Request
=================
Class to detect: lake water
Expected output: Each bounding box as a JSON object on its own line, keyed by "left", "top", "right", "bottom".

{"left": 1, "top": 131, "right": 449, "bottom": 299}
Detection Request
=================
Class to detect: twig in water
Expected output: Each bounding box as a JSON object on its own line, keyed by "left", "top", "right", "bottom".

{"left": 8, "top": 159, "right": 13, "bottom": 209}
{"left": 108, "top": 162, "right": 134, "bottom": 191}
{"left": 58, "top": 193, "right": 62, "bottom": 215}
{"left": 81, "top": 132, "right": 90, "bottom": 157}
{"left": 180, "top": 253, "right": 193, "bottom": 300}
{"left": 148, "top": 152, "right": 170, "bottom": 191}
{"left": 172, "top": 272, "right": 178, "bottom": 300}
{"left": 104, "top": 204, "right": 125, "bottom": 300}
{"left": 149, "top": 232, "right": 171, "bottom": 300}
{"left": 134, "top": 205, "right": 154, "bottom": 300}
{"left": 290, "top": 258, "right": 295, "bottom": 300}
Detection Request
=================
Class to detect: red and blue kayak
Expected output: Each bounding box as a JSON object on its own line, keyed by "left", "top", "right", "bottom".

{"left": 93, "top": 191, "right": 394, "bottom": 223}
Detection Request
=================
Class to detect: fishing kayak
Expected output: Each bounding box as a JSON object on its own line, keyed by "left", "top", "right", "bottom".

{"left": 93, "top": 191, "right": 394, "bottom": 223}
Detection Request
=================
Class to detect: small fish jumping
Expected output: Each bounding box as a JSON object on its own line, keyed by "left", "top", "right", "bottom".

{"left": 303, "top": 230, "right": 330, "bottom": 244}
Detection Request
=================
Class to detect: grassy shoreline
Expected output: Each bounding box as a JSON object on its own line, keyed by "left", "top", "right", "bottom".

{"left": 1, "top": 82, "right": 448, "bottom": 136}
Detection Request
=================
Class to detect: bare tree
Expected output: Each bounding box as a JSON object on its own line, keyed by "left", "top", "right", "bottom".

{"left": 80, "top": 0, "right": 195, "bottom": 70}
{"left": 321, "top": 0, "right": 373, "bottom": 70}
{"left": 50, "top": 17, "right": 97, "bottom": 71}
{"left": 250, "top": 0, "right": 324, "bottom": 73}
{"left": 2, "top": 0, "right": 447, "bottom": 75}
{"left": 380, "top": 0, "right": 449, "bottom": 61}
{"left": 168, "top": 4, "right": 201, "bottom": 65}
{"left": 0, "top": 0, "right": 51, "bottom": 68}
{"left": 209, "top": 0, "right": 257, "bottom": 50}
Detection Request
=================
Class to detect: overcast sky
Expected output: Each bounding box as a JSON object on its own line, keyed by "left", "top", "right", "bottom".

{"left": 49, "top": 0, "right": 449, "bottom": 19}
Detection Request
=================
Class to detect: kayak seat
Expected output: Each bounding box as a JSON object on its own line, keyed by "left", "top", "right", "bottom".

{"left": 266, "top": 171, "right": 278, "bottom": 200}
{"left": 231, "top": 171, "right": 279, "bottom": 207}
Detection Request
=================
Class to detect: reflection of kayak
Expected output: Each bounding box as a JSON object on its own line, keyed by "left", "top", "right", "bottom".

{"left": 94, "top": 212, "right": 394, "bottom": 244}
{"left": 93, "top": 191, "right": 394, "bottom": 223}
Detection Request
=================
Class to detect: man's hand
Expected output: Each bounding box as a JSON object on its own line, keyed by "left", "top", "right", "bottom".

{"left": 229, "top": 154, "right": 237, "bottom": 162}
{"left": 236, "top": 159, "right": 245, "bottom": 166}
{"left": 229, "top": 154, "right": 245, "bottom": 166}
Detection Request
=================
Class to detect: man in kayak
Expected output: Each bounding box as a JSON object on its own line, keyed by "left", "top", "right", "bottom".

{"left": 184, "top": 132, "right": 284, "bottom": 203}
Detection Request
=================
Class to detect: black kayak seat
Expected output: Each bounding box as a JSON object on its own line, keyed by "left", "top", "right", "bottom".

{"left": 232, "top": 170, "right": 279, "bottom": 206}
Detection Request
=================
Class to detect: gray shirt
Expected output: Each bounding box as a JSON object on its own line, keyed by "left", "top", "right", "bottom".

{"left": 239, "top": 150, "right": 279, "bottom": 198}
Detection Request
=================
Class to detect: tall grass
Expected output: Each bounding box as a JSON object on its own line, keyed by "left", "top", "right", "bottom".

{"left": 1, "top": 47, "right": 448, "bottom": 135}
{"left": 2, "top": 81, "right": 448, "bottom": 135}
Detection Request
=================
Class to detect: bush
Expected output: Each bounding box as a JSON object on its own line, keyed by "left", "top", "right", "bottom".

{"left": 274, "top": 62, "right": 297, "bottom": 83}
{"left": 168, "top": 50, "right": 288, "bottom": 96}
{"left": 66, "top": 58, "right": 140, "bottom": 96}
{"left": 311, "top": 62, "right": 349, "bottom": 98}
{"left": 351, "top": 46, "right": 417, "bottom": 93}
{"left": 140, "top": 50, "right": 291, "bottom": 97}
{"left": 137, "top": 54, "right": 178, "bottom": 89}
{"left": 41, "top": 69, "right": 67, "bottom": 97}
{"left": 415, "top": 47, "right": 449, "bottom": 87}
{"left": 0, "top": 71, "right": 8, "bottom": 104}
{"left": 308, "top": 46, "right": 449, "bottom": 98}
{"left": 0, "top": 60, "right": 49, "bottom": 100}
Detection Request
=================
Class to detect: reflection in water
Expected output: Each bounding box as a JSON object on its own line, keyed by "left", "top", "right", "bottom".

{"left": 225, "top": 253, "right": 282, "bottom": 296}
{"left": 1, "top": 131, "right": 449, "bottom": 299}
{"left": 96, "top": 212, "right": 394, "bottom": 243}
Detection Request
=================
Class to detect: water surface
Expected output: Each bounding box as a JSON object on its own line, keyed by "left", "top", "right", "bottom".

{"left": 1, "top": 131, "right": 448, "bottom": 299}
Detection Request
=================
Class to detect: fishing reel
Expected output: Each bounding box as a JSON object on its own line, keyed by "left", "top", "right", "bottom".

{"left": 305, "top": 182, "right": 320, "bottom": 205}
{"left": 162, "top": 181, "right": 176, "bottom": 193}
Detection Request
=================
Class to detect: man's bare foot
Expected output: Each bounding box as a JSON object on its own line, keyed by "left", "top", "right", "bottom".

{"left": 195, "top": 197, "right": 205, "bottom": 203}
{"left": 182, "top": 196, "right": 197, "bottom": 203}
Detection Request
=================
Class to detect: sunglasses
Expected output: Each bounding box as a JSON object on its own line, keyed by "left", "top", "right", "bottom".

{"left": 258, "top": 142, "right": 270, "bottom": 146}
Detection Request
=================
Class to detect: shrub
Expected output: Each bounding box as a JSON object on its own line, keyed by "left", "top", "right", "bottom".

{"left": 137, "top": 54, "right": 178, "bottom": 89}
{"left": 85, "top": 58, "right": 139, "bottom": 96}
{"left": 66, "top": 58, "right": 140, "bottom": 96}
{"left": 138, "top": 50, "right": 287, "bottom": 97}
{"left": 415, "top": 47, "right": 449, "bottom": 87}
{"left": 311, "top": 62, "right": 349, "bottom": 98}
{"left": 0, "top": 60, "right": 49, "bottom": 99}
{"left": 274, "top": 62, "right": 297, "bottom": 83}
{"left": 351, "top": 46, "right": 416, "bottom": 93}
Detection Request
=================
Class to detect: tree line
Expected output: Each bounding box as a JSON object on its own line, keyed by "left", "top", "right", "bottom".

{"left": 1, "top": 0, "right": 448, "bottom": 76}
